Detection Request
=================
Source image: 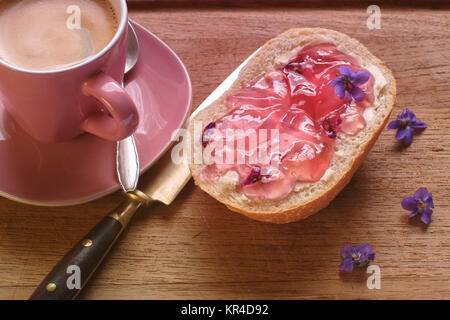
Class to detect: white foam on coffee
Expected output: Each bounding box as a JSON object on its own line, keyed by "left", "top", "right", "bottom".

{"left": 0, "top": 0, "right": 118, "bottom": 71}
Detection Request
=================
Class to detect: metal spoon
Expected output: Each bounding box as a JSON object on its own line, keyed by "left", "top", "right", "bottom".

{"left": 117, "top": 22, "right": 140, "bottom": 193}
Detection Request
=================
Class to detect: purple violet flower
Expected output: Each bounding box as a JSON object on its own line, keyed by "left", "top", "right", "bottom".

{"left": 340, "top": 243, "right": 375, "bottom": 272}
{"left": 242, "top": 166, "right": 262, "bottom": 186}
{"left": 328, "top": 65, "right": 371, "bottom": 103}
{"left": 321, "top": 116, "right": 342, "bottom": 139}
{"left": 387, "top": 108, "right": 427, "bottom": 147}
{"left": 201, "top": 122, "right": 216, "bottom": 147}
{"left": 401, "top": 187, "right": 434, "bottom": 225}
{"left": 284, "top": 61, "right": 304, "bottom": 74}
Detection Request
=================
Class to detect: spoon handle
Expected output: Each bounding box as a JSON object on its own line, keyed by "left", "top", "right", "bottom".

{"left": 117, "top": 135, "right": 140, "bottom": 192}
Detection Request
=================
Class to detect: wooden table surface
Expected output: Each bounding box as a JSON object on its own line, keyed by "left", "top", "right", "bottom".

{"left": 1, "top": 2, "right": 450, "bottom": 300}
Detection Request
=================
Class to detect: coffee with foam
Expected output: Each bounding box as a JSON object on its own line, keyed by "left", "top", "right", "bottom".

{"left": 0, "top": 0, "right": 118, "bottom": 71}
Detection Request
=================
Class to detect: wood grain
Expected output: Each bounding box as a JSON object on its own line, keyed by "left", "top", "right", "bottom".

{"left": 1, "top": 4, "right": 449, "bottom": 300}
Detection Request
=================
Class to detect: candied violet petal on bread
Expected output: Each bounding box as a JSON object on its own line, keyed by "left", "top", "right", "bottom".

{"left": 188, "top": 28, "right": 396, "bottom": 224}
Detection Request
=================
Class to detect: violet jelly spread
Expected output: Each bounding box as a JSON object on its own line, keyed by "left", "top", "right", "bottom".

{"left": 200, "top": 43, "right": 376, "bottom": 200}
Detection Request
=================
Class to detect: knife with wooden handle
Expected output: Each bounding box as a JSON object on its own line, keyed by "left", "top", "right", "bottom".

{"left": 29, "top": 48, "right": 260, "bottom": 300}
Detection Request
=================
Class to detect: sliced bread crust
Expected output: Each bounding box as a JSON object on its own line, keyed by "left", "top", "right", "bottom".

{"left": 188, "top": 28, "right": 396, "bottom": 224}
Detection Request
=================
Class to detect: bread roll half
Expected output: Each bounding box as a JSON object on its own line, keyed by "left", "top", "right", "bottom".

{"left": 188, "top": 28, "right": 396, "bottom": 224}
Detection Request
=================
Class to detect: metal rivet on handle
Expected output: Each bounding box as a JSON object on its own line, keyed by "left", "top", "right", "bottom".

{"left": 46, "top": 283, "right": 56, "bottom": 292}
{"left": 82, "top": 239, "right": 93, "bottom": 247}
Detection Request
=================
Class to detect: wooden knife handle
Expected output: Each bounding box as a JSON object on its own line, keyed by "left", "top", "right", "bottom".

{"left": 29, "top": 199, "right": 143, "bottom": 300}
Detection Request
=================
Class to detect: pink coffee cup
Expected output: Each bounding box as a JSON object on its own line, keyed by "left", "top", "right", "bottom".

{"left": 0, "top": 0, "right": 138, "bottom": 143}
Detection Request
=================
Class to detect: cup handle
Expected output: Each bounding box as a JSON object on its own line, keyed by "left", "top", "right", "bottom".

{"left": 81, "top": 73, "right": 139, "bottom": 141}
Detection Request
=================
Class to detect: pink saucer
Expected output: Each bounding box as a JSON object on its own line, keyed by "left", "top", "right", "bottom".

{"left": 0, "top": 21, "right": 192, "bottom": 206}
